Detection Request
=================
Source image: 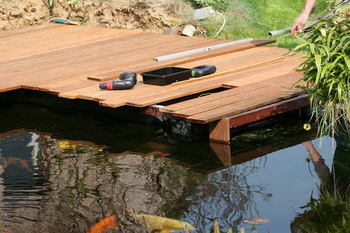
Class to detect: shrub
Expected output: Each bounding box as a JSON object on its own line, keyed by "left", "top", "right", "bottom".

{"left": 292, "top": 5, "right": 350, "bottom": 138}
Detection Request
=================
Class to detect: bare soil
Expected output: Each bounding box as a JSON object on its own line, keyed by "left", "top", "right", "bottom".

{"left": 0, "top": 0, "right": 198, "bottom": 33}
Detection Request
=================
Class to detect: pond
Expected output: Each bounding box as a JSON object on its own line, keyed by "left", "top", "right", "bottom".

{"left": 0, "top": 102, "right": 342, "bottom": 233}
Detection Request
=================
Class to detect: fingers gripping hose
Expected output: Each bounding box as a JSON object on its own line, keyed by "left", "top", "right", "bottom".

{"left": 99, "top": 72, "right": 137, "bottom": 90}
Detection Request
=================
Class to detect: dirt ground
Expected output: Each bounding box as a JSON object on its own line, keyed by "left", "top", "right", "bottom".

{"left": 0, "top": 0, "right": 198, "bottom": 33}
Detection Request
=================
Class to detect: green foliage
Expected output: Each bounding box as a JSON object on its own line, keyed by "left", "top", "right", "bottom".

{"left": 67, "top": 0, "right": 80, "bottom": 5}
{"left": 196, "top": 0, "right": 328, "bottom": 48}
{"left": 297, "top": 185, "right": 350, "bottom": 233}
{"left": 47, "top": 0, "right": 80, "bottom": 9}
{"left": 291, "top": 6, "right": 350, "bottom": 138}
{"left": 188, "top": 0, "right": 229, "bottom": 11}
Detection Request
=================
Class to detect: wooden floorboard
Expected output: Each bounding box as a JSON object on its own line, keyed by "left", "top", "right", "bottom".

{"left": 187, "top": 89, "right": 304, "bottom": 124}
{"left": 122, "top": 55, "right": 300, "bottom": 108}
{"left": 160, "top": 72, "right": 303, "bottom": 114}
{"left": 1, "top": 25, "right": 136, "bottom": 63}
{"left": 0, "top": 23, "right": 306, "bottom": 128}
{"left": 79, "top": 46, "right": 284, "bottom": 104}
{"left": 169, "top": 73, "right": 303, "bottom": 118}
{"left": 88, "top": 39, "right": 275, "bottom": 81}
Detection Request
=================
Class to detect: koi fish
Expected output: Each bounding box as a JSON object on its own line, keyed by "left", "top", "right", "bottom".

{"left": 243, "top": 217, "right": 270, "bottom": 225}
{"left": 212, "top": 220, "right": 233, "bottom": 233}
{"left": 213, "top": 219, "right": 220, "bottom": 233}
{"left": 131, "top": 209, "right": 195, "bottom": 232}
{"left": 88, "top": 216, "right": 118, "bottom": 233}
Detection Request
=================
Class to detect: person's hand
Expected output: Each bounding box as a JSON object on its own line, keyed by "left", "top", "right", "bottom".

{"left": 302, "top": 141, "right": 313, "bottom": 148}
{"left": 291, "top": 12, "right": 309, "bottom": 36}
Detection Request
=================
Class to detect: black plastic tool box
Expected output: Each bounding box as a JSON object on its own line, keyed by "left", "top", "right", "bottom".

{"left": 141, "top": 67, "right": 192, "bottom": 86}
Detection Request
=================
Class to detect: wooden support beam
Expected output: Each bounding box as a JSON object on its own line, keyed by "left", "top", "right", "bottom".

{"left": 209, "top": 141, "right": 232, "bottom": 167}
{"left": 143, "top": 96, "right": 309, "bottom": 144}
{"left": 227, "top": 95, "right": 309, "bottom": 128}
{"left": 209, "top": 118, "right": 231, "bottom": 144}
{"left": 208, "top": 95, "right": 309, "bottom": 144}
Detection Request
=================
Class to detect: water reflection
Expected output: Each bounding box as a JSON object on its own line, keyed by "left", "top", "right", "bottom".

{"left": 184, "top": 162, "right": 272, "bottom": 232}
{"left": 0, "top": 129, "right": 278, "bottom": 232}
{"left": 0, "top": 131, "right": 50, "bottom": 231}
{"left": 0, "top": 103, "right": 329, "bottom": 233}
{"left": 0, "top": 130, "right": 194, "bottom": 232}
{"left": 292, "top": 142, "right": 350, "bottom": 233}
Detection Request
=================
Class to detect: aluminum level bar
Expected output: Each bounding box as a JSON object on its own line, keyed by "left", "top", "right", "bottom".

{"left": 153, "top": 38, "right": 254, "bottom": 62}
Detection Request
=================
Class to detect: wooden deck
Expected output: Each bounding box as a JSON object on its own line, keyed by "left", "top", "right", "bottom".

{"left": 0, "top": 23, "right": 308, "bottom": 144}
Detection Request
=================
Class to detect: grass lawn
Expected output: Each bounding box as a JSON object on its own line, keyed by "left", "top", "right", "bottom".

{"left": 198, "top": 0, "right": 328, "bottom": 48}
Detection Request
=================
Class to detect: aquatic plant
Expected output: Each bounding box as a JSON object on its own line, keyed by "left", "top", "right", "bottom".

{"left": 294, "top": 185, "right": 350, "bottom": 233}
{"left": 291, "top": 4, "right": 350, "bottom": 140}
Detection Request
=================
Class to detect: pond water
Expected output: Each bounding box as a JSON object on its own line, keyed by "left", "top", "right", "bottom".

{"left": 0, "top": 103, "right": 340, "bottom": 233}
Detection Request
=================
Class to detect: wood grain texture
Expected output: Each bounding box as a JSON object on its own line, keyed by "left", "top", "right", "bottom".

{"left": 0, "top": 24, "right": 306, "bottom": 128}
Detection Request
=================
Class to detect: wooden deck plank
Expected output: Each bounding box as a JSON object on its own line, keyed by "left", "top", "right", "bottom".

{"left": 51, "top": 81, "right": 104, "bottom": 96}
{"left": 169, "top": 72, "right": 303, "bottom": 118}
{"left": 0, "top": 25, "right": 236, "bottom": 94}
{"left": 0, "top": 31, "right": 167, "bottom": 76}
{"left": 186, "top": 86, "right": 305, "bottom": 124}
{"left": 0, "top": 24, "right": 49, "bottom": 39}
{"left": 222, "top": 56, "right": 302, "bottom": 87}
{"left": 59, "top": 81, "right": 161, "bottom": 103}
{"left": 176, "top": 46, "right": 288, "bottom": 70}
{"left": 123, "top": 50, "right": 297, "bottom": 107}
{"left": 1, "top": 24, "right": 140, "bottom": 63}
{"left": 22, "top": 79, "right": 100, "bottom": 96}
{"left": 0, "top": 24, "right": 307, "bottom": 130}
{"left": 1, "top": 24, "right": 216, "bottom": 66}
{"left": 53, "top": 44, "right": 279, "bottom": 102}
{"left": 160, "top": 71, "right": 303, "bottom": 114}
{"left": 88, "top": 39, "right": 276, "bottom": 81}
{"left": 82, "top": 36, "right": 242, "bottom": 80}
{"left": 76, "top": 46, "right": 284, "bottom": 102}
{"left": 0, "top": 33, "right": 191, "bottom": 91}
{"left": 0, "top": 84, "right": 21, "bottom": 93}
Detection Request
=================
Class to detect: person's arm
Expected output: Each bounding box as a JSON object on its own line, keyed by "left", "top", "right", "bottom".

{"left": 291, "top": 0, "right": 317, "bottom": 36}
{"left": 302, "top": 141, "right": 330, "bottom": 185}
{"left": 302, "top": 141, "right": 321, "bottom": 162}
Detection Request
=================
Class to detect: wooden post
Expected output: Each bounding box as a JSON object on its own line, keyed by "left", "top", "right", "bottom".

{"left": 209, "top": 118, "right": 231, "bottom": 144}
{"left": 209, "top": 141, "right": 232, "bottom": 167}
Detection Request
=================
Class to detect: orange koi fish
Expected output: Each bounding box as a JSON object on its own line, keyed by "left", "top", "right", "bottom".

{"left": 88, "top": 216, "right": 118, "bottom": 233}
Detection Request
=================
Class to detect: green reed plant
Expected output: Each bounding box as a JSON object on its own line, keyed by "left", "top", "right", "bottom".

{"left": 291, "top": 5, "right": 350, "bottom": 138}
{"left": 296, "top": 185, "right": 350, "bottom": 233}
